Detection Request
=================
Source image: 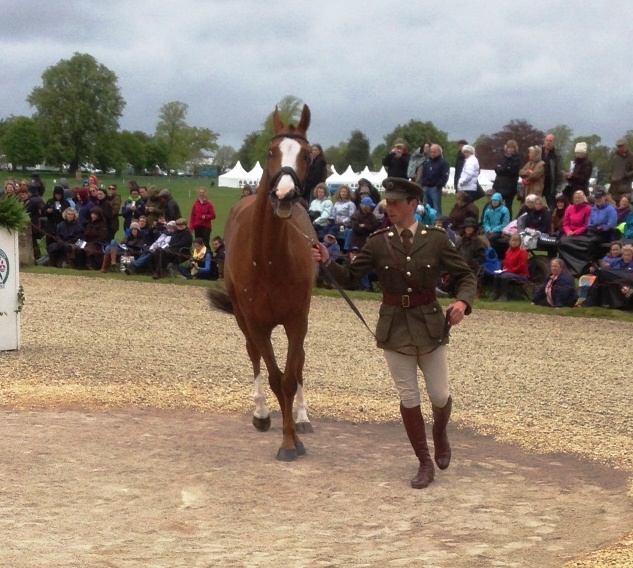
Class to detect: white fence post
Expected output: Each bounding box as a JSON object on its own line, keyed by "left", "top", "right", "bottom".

{"left": 0, "top": 227, "right": 21, "bottom": 351}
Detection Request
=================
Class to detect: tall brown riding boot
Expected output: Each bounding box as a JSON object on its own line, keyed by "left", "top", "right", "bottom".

{"left": 100, "top": 255, "right": 111, "bottom": 273}
{"left": 399, "top": 403, "right": 435, "bottom": 489}
{"left": 110, "top": 247, "right": 117, "bottom": 269}
{"left": 432, "top": 396, "right": 452, "bottom": 470}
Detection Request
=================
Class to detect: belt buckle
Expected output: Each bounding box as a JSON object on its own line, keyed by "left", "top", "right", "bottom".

{"left": 401, "top": 294, "right": 410, "bottom": 308}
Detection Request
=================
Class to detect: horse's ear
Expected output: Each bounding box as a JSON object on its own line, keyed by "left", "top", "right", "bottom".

{"left": 272, "top": 106, "right": 284, "bottom": 134}
{"left": 297, "top": 104, "right": 311, "bottom": 133}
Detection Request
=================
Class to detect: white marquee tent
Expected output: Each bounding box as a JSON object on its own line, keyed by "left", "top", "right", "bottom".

{"left": 218, "top": 161, "right": 251, "bottom": 188}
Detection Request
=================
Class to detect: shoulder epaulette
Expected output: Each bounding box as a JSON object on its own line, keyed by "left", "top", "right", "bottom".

{"left": 368, "top": 227, "right": 392, "bottom": 239}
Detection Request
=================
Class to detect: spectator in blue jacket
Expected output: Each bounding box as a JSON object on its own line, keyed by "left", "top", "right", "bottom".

{"left": 420, "top": 144, "right": 450, "bottom": 215}
{"left": 415, "top": 203, "right": 437, "bottom": 226}
{"left": 322, "top": 232, "right": 341, "bottom": 262}
{"left": 532, "top": 258, "right": 578, "bottom": 308}
{"left": 587, "top": 189, "right": 617, "bottom": 240}
{"left": 177, "top": 237, "right": 214, "bottom": 280}
{"left": 482, "top": 192, "right": 511, "bottom": 257}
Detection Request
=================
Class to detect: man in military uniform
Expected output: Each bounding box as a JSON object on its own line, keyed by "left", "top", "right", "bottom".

{"left": 312, "top": 177, "right": 476, "bottom": 489}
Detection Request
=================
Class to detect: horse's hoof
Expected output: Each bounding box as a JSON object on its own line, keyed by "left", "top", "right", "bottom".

{"left": 253, "top": 415, "right": 271, "bottom": 432}
{"left": 295, "top": 421, "right": 314, "bottom": 434}
{"left": 276, "top": 447, "right": 298, "bottom": 462}
{"left": 294, "top": 441, "right": 307, "bottom": 456}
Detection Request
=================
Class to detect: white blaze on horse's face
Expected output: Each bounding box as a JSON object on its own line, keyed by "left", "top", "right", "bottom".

{"left": 274, "top": 138, "right": 302, "bottom": 200}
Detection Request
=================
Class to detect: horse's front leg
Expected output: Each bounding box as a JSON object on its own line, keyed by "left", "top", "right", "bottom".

{"left": 276, "top": 322, "right": 309, "bottom": 460}
{"left": 247, "top": 339, "right": 272, "bottom": 432}
{"left": 294, "top": 383, "right": 313, "bottom": 434}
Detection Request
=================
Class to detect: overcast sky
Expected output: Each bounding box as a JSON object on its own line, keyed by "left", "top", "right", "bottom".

{"left": 2, "top": 0, "right": 632, "bottom": 152}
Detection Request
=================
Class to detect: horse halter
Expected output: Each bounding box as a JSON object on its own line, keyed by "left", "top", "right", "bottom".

{"left": 266, "top": 132, "right": 310, "bottom": 195}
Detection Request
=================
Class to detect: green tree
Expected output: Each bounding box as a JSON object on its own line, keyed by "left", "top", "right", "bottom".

{"left": 118, "top": 130, "right": 149, "bottom": 174}
{"left": 213, "top": 145, "right": 237, "bottom": 170}
{"left": 155, "top": 101, "right": 218, "bottom": 170}
{"left": 345, "top": 130, "right": 371, "bottom": 171}
{"left": 94, "top": 131, "right": 125, "bottom": 173}
{"left": 1, "top": 116, "right": 45, "bottom": 171}
{"left": 250, "top": 95, "right": 305, "bottom": 166}
{"left": 185, "top": 126, "right": 219, "bottom": 171}
{"left": 383, "top": 120, "right": 450, "bottom": 157}
{"left": 145, "top": 138, "right": 169, "bottom": 172}
{"left": 155, "top": 101, "right": 189, "bottom": 169}
{"left": 324, "top": 142, "right": 348, "bottom": 173}
{"left": 27, "top": 52, "right": 125, "bottom": 173}
{"left": 236, "top": 131, "right": 260, "bottom": 171}
{"left": 370, "top": 143, "right": 388, "bottom": 171}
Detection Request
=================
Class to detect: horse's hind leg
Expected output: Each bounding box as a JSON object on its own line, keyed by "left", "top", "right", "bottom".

{"left": 294, "top": 383, "right": 313, "bottom": 434}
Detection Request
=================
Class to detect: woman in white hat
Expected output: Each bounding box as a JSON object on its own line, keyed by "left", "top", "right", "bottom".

{"left": 563, "top": 141, "right": 593, "bottom": 198}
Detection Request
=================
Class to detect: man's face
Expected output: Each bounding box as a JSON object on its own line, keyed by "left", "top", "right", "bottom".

{"left": 429, "top": 145, "right": 440, "bottom": 158}
{"left": 198, "top": 189, "right": 206, "bottom": 200}
{"left": 139, "top": 187, "right": 148, "bottom": 199}
{"left": 544, "top": 135, "right": 554, "bottom": 151}
{"left": 622, "top": 249, "right": 633, "bottom": 263}
{"left": 616, "top": 143, "right": 628, "bottom": 155}
{"left": 385, "top": 198, "right": 416, "bottom": 227}
{"left": 212, "top": 240, "right": 221, "bottom": 251}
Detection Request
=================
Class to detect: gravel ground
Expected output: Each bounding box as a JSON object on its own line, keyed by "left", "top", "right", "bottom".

{"left": 2, "top": 272, "right": 632, "bottom": 566}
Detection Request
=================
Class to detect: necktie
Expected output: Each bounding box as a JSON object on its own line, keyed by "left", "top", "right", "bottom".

{"left": 401, "top": 229, "right": 413, "bottom": 254}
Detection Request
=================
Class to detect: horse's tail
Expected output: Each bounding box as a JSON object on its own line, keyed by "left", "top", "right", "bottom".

{"left": 207, "top": 288, "right": 234, "bottom": 314}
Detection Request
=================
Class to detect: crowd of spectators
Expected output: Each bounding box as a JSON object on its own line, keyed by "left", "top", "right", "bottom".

{"left": 306, "top": 135, "right": 633, "bottom": 308}
{"left": 3, "top": 134, "right": 632, "bottom": 309}
{"left": 1, "top": 174, "right": 225, "bottom": 281}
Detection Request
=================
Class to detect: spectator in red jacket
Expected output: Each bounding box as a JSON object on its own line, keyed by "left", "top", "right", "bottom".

{"left": 189, "top": 188, "right": 216, "bottom": 249}
{"left": 490, "top": 233, "right": 530, "bottom": 301}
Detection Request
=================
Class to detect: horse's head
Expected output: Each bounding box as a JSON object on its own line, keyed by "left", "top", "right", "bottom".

{"left": 266, "top": 104, "right": 311, "bottom": 219}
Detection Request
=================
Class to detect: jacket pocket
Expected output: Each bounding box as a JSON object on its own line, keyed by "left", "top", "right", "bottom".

{"left": 423, "top": 303, "right": 445, "bottom": 339}
{"left": 375, "top": 304, "right": 397, "bottom": 342}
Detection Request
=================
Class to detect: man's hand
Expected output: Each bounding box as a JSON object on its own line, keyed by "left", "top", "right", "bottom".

{"left": 311, "top": 242, "right": 330, "bottom": 264}
{"left": 446, "top": 300, "right": 467, "bottom": 326}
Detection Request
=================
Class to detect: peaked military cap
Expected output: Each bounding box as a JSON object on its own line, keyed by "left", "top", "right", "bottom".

{"left": 382, "top": 177, "right": 423, "bottom": 200}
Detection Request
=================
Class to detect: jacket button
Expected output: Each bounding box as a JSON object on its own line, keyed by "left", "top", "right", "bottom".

{"left": 406, "top": 256, "right": 411, "bottom": 262}
{"left": 407, "top": 287, "right": 413, "bottom": 293}
{"left": 406, "top": 272, "right": 411, "bottom": 276}
{"left": 427, "top": 264, "right": 431, "bottom": 268}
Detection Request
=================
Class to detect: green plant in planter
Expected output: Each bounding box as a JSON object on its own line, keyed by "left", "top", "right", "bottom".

{"left": 0, "top": 195, "right": 30, "bottom": 232}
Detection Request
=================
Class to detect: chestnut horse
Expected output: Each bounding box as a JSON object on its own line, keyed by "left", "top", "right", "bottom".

{"left": 208, "top": 105, "right": 317, "bottom": 461}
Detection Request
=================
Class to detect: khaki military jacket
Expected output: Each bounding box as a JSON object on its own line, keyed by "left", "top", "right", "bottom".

{"left": 326, "top": 225, "right": 477, "bottom": 355}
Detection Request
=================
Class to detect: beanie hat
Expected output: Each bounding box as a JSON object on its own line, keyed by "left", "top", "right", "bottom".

{"left": 575, "top": 141, "right": 587, "bottom": 154}
{"left": 130, "top": 222, "right": 141, "bottom": 231}
{"left": 360, "top": 197, "right": 375, "bottom": 207}
{"left": 492, "top": 192, "right": 503, "bottom": 202}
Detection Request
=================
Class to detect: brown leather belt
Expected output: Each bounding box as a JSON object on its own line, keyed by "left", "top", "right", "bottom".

{"left": 382, "top": 292, "right": 436, "bottom": 308}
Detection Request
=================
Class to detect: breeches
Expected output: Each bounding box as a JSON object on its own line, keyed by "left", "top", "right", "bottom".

{"left": 383, "top": 346, "right": 450, "bottom": 409}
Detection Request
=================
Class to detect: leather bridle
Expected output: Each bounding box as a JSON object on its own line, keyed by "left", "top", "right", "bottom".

{"left": 266, "top": 132, "right": 310, "bottom": 195}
